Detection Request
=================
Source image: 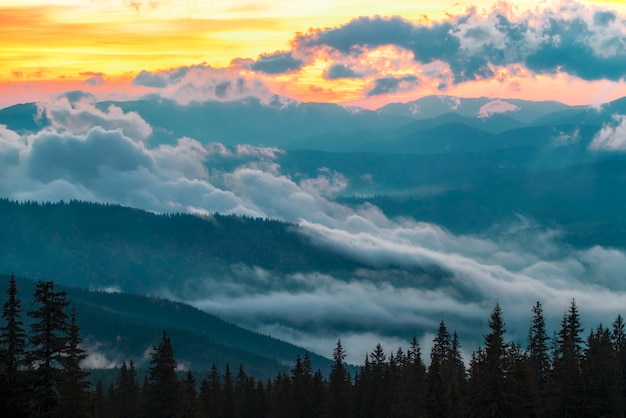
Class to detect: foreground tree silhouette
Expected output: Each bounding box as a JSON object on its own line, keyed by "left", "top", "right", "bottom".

{"left": 56, "top": 307, "right": 93, "bottom": 417}
{"left": 426, "top": 321, "right": 451, "bottom": 418}
{"left": 582, "top": 324, "right": 623, "bottom": 417}
{"left": 324, "top": 339, "right": 351, "bottom": 418}
{"left": 113, "top": 359, "right": 141, "bottom": 418}
{"left": 546, "top": 299, "right": 585, "bottom": 417}
{"left": 28, "top": 280, "right": 71, "bottom": 418}
{"left": 468, "top": 303, "right": 510, "bottom": 417}
{"left": 0, "top": 273, "right": 28, "bottom": 417}
{"left": 144, "top": 330, "right": 181, "bottom": 418}
{"left": 528, "top": 301, "right": 550, "bottom": 390}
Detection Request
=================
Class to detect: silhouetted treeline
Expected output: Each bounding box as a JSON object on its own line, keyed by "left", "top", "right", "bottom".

{"left": 91, "top": 300, "right": 626, "bottom": 418}
{"left": 3, "top": 274, "right": 626, "bottom": 417}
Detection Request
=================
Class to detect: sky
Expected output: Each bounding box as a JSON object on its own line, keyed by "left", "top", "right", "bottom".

{"left": 3, "top": 0, "right": 626, "bottom": 108}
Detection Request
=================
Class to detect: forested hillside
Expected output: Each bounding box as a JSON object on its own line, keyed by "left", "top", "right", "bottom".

{"left": 0, "top": 275, "right": 333, "bottom": 379}
{"left": 0, "top": 199, "right": 366, "bottom": 292}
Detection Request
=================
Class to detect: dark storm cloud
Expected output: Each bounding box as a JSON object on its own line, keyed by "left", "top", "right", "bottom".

{"left": 366, "top": 75, "right": 419, "bottom": 96}
{"left": 131, "top": 65, "right": 272, "bottom": 104}
{"left": 324, "top": 64, "right": 362, "bottom": 79}
{"left": 292, "top": 4, "right": 626, "bottom": 83}
{"left": 27, "top": 127, "right": 153, "bottom": 184}
{"left": 133, "top": 69, "right": 169, "bottom": 88}
{"left": 249, "top": 51, "right": 304, "bottom": 74}
{"left": 594, "top": 10, "right": 617, "bottom": 27}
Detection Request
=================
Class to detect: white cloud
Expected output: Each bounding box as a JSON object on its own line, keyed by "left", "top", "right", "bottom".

{"left": 477, "top": 99, "right": 520, "bottom": 118}
{"left": 135, "top": 65, "right": 274, "bottom": 105}
{"left": 40, "top": 98, "right": 152, "bottom": 141}
{"left": 590, "top": 114, "right": 626, "bottom": 151}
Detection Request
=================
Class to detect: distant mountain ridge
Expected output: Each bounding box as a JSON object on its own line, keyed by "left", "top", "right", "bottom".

{"left": 0, "top": 94, "right": 619, "bottom": 152}
{"left": 377, "top": 95, "right": 576, "bottom": 123}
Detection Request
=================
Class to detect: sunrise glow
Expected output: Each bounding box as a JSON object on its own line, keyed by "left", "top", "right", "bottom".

{"left": 2, "top": 0, "right": 626, "bottom": 108}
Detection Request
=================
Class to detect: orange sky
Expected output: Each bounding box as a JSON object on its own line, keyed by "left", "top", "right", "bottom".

{"left": 2, "top": 0, "right": 626, "bottom": 108}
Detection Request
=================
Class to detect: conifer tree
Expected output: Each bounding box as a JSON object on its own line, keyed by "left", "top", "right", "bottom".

{"left": 291, "top": 354, "right": 314, "bottom": 418}
{"left": 506, "top": 342, "right": 536, "bottom": 417}
{"left": 426, "top": 321, "right": 451, "bottom": 417}
{"left": 528, "top": 301, "right": 550, "bottom": 393}
{"left": 0, "top": 273, "right": 28, "bottom": 417}
{"left": 114, "top": 360, "right": 141, "bottom": 418}
{"left": 181, "top": 370, "right": 199, "bottom": 418}
{"left": 468, "top": 303, "right": 510, "bottom": 417}
{"left": 56, "top": 306, "right": 92, "bottom": 418}
{"left": 443, "top": 332, "right": 466, "bottom": 417}
{"left": 324, "top": 339, "right": 352, "bottom": 418}
{"left": 199, "top": 363, "right": 221, "bottom": 418}
{"left": 612, "top": 314, "right": 626, "bottom": 411}
{"left": 405, "top": 336, "right": 426, "bottom": 417}
{"left": 144, "top": 330, "right": 181, "bottom": 418}
{"left": 582, "top": 324, "right": 623, "bottom": 417}
{"left": 546, "top": 299, "right": 585, "bottom": 417}
{"left": 27, "top": 280, "right": 71, "bottom": 418}
{"left": 221, "top": 363, "right": 235, "bottom": 418}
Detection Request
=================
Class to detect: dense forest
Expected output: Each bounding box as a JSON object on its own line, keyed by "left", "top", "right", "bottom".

{"left": 2, "top": 274, "right": 626, "bottom": 417}
{"left": 0, "top": 199, "right": 371, "bottom": 292}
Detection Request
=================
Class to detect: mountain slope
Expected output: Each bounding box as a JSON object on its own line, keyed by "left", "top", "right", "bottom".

{"left": 377, "top": 95, "right": 574, "bottom": 123}
{"left": 0, "top": 199, "right": 368, "bottom": 293}
{"left": 2, "top": 275, "right": 333, "bottom": 378}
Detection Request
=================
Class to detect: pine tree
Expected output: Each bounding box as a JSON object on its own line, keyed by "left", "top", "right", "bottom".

{"left": 56, "top": 307, "right": 92, "bottom": 418}
{"left": 405, "top": 336, "right": 426, "bottom": 417}
{"left": 181, "top": 370, "right": 199, "bottom": 418}
{"left": 27, "top": 280, "right": 71, "bottom": 418}
{"left": 612, "top": 314, "right": 626, "bottom": 412}
{"left": 443, "top": 332, "right": 466, "bottom": 417}
{"left": 528, "top": 301, "right": 550, "bottom": 391}
{"left": 221, "top": 363, "right": 235, "bottom": 418}
{"left": 546, "top": 299, "right": 585, "bottom": 417}
{"left": 291, "top": 354, "right": 314, "bottom": 418}
{"left": 582, "top": 324, "right": 623, "bottom": 417}
{"left": 267, "top": 372, "right": 294, "bottom": 418}
{"left": 324, "top": 339, "right": 352, "bottom": 418}
{"left": 199, "top": 363, "right": 221, "bottom": 418}
{"left": 506, "top": 342, "right": 536, "bottom": 417}
{"left": 114, "top": 360, "right": 141, "bottom": 418}
{"left": 426, "top": 321, "right": 451, "bottom": 417}
{"left": 468, "top": 303, "right": 510, "bottom": 417}
{"left": 0, "top": 273, "right": 28, "bottom": 417}
{"left": 144, "top": 330, "right": 181, "bottom": 418}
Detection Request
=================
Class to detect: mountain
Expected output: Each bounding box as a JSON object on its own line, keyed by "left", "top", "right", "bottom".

{"left": 0, "top": 199, "right": 366, "bottom": 293}
{"left": 0, "top": 102, "right": 48, "bottom": 133}
{"left": 99, "top": 97, "right": 413, "bottom": 147}
{"left": 377, "top": 95, "right": 575, "bottom": 123}
{"left": 2, "top": 274, "right": 334, "bottom": 378}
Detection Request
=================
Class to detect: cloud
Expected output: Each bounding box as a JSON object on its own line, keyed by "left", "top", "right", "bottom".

{"left": 132, "top": 65, "right": 273, "bottom": 105}
{"left": 324, "top": 63, "right": 363, "bottom": 79}
{"left": 552, "top": 127, "right": 581, "bottom": 145}
{"left": 477, "top": 99, "right": 520, "bottom": 118}
{"left": 40, "top": 99, "right": 152, "bottom": 140}
{"left": 133, "top": 69, "right": 170, "bottom": 88}
{"left": 291, "top": 2, "right": 626, "bottom": 84}
{"left": 366, "top": 75, "right": 419, "bottom": 96}
{"left": 249, "top": 51, "right": 305, "bottom": 74}
{"left": 589, "top": 114, "right": 626, "bottom": 151}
